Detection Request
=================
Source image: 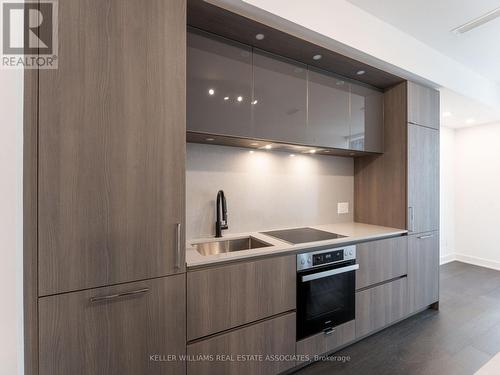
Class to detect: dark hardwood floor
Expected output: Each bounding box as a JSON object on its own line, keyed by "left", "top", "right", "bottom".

{"left": 295, "top": 261, "right": 500, "bottom": 375}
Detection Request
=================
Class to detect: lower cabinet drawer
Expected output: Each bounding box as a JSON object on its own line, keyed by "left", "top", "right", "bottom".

{"left": 356, "top": 236, "right": 408, "bottom": 290}
{"left": 296, "top": 320, "right": 355, "bottom": 364}
{"left": 355, "top": 277, "right": 408, "bottom": 338}
{"left": 187, "top": 312, "right": 296, "bottom": 375}
{"left": 39, "top": 274, "right": 186, "bottom": 375}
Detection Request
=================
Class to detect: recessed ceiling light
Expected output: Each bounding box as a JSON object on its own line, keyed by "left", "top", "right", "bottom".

{"left": 208, "top": 88, "right": 215, "bottom": 95}
{"left": 309, "top": 149, "right": 316, "bottom": 154}
{"left": 223, "top": 96, "right": 229, "bottom": 101}
{"left": 264, "top": 144, "right": 272, "bottom": 149}
{"left": 255, "top": 33, "right": 265, "bottom": 40}
{"left": 250, "top": 142, "right": 259, "bottom": 146}
{"left": 206, "top": 138, "right": 214, "bottom": 141}
{"left": 237, "top": 96, "right": 243, "bottom": 102}
{"left": 290, "top": 154, "right": 295, "bottom": 157}
{"left": 466, "top": 118, "right": 476, "bottom": 124}
{"left": 442, "top": 111, "right": 452, "bottom": 117}
{"left": 251, "top": 99, "right": 258, "bottom": 105}
{"left": 249, "top": 150, "right": 254, "bottom": 154}
{"left": 312, "top": 54, "right": 322, "bottom": 61}
{"left": 356, "top": 70, "right": 365, "bottom": 76}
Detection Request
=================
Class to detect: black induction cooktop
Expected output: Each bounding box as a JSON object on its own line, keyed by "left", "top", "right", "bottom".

{"left": 261, "top": 227, "right": 346, "bottom": 244}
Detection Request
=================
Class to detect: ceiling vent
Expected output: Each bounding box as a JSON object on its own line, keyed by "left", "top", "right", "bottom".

{"left": 451, "top": 6, "right": 500, "bottom": 34}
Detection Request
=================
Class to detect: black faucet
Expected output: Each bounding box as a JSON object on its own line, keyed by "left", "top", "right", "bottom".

{"left": 215, "top": 190, "right": 228, "bottom": 237}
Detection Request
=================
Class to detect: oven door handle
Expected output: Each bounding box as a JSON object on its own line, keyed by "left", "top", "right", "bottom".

{"left": 301, "top": 264, "right": 359, "bottom": 282}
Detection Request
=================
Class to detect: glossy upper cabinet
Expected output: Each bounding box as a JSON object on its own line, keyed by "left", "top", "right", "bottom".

{"left": 350, "top": 84, "right": 384, "bottom": 152}
{"left": 187, "top": 30, "right": 383, "bottom": 153}
{"left": 252, "top": 50, "right": 308, "bottom": 144}
{"left": 38, "top": 0, "right": 186, "bottom": 295}
{"left": 187, "top": 29, "right": 253, "bottom": 137}
{"left": 307, "top": 68, "right": 350, "bottom": 149}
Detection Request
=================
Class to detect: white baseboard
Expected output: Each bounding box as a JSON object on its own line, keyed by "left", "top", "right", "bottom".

{"left": 454, "top": 253, "right": 500, "bottom": 271}
{"left": 440, "top": 254, "right": 455, "bottom": 265}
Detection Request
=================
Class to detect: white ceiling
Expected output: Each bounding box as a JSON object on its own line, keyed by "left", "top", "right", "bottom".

{"left": 347, "top": 0, "right": 500, "bottom": 83}
{"left": 440, "top": 88, "right": 500, "bottom": 128}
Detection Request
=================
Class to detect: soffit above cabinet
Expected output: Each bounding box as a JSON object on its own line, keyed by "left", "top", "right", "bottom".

{"left": 187, "top": 0, "right": 404, "bottom": 89}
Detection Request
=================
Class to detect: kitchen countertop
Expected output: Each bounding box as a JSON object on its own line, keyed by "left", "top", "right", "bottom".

{"left": 186, "top": 222, "right": 407, "bottom": 269}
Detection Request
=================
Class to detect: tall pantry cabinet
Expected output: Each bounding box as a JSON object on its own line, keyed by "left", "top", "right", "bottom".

{"left": 354, "top": 80, "right": 440, "bottom": 315}
{"left": 25, "top": 1, "right": 187, "bottom": 374}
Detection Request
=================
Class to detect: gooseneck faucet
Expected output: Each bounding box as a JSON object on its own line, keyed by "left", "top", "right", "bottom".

{"left": 215, "top": 190, "right": 228, "bottom": 237}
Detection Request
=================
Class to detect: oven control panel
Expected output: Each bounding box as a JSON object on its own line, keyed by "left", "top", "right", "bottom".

{"left": 297, "top": 245, "right": 356, "bottom": 271}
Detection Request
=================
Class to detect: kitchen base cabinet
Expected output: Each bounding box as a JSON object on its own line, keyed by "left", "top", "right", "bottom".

{"left": 408, "top": 232, "right": 439, "bottom": 314}
{"left": 355, "top": 236, "right": 408, "bottom": 290}
{"left": 296, "top": 320, "right": 355, "bottom": 364}
{"left": 187, "top": 313, "right": 296, "bottom": 375}
{"left": 355, "top": 277, "right": 408, "bottom": 338}
{"left": 38, "top": 275, "right": 186, "bottom": 375}
{"left": 187, "top": 255, "right": 296, "bottom": 340}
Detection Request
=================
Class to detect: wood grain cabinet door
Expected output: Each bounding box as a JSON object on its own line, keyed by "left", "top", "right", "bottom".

{"left": 407, "top": 81, "right": 440, "bottom": 129}
{"left": 38, "top": 0, "right": 186, "bottom": 295}
{"left": 407, "top": 124, "right": 439, "bottom": 234}
{"left": 356, "top": 236, "right": 408, "bottom": 290}
{"left": 39, "top": 274, "right": 186, "bottom": 375}
{"left": 408, "top": 232, "right": 439, "bottom": 314}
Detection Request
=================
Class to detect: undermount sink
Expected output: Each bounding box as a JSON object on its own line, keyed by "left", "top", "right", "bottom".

{"left": 193, "top": 236, "right": 272, "bottom": 256}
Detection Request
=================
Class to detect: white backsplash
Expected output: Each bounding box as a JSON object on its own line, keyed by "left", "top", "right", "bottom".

{"left": 186, "top": 143, "right": 354, "bottom": 239}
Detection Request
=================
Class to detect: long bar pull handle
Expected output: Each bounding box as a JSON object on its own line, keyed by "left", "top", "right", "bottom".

{"left": 89, "top": 288, "right": 149, "bottom": 303}
{"left": 176, "top": 222, "right": 182, "bottom": 270}
{"left": 301, "top": 264, "right": 359, "bottom": 282}
{"left": 418, "top": 234, "right": 434, "bottom": 239}
{"left": 408, "top": 207, "right": 414, "bottom": 232}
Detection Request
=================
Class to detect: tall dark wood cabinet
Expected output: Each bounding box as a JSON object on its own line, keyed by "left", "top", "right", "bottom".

{"left": 354, "top": 80, "right": 440, "bottom": 316}
{"left": 26, "top": 0, "right": 187, "bottom": 374}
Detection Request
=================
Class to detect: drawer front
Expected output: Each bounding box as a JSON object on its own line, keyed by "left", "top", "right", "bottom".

{"left": 187, "top": 312, "right": 296, "bottom": 375}
{"left": 187, "top": 255, "right": 296, "bottom": 340}
{"left": 296, "top": 320, "right": 355, "bottom": 363}
{"left": 39, "top": 275, "right": 186, "bottom": 375}
{"left": 356, "top": 236, "right": 408, "bottom": 290}
{"left": 355, "top": 277, "right": 408, "bottom": 338}
{"left": 408, "top": 232, "right": 439, "bottom": 313}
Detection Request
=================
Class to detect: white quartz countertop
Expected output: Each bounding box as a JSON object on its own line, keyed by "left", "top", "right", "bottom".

{"left": 186, "top": 222, "right": 407, "bottom": 269}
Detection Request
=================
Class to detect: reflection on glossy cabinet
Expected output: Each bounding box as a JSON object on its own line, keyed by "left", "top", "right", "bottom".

{"left": 253, "top": 49, "right": 308, "bottom": 144}
{"left": 38, "top": 0, "right": 186, "bottom": 295}
{"left": 187, "top": 28, "right": 253, "bottom": 137}
{"left": 39, "top": 275, "right": 186, "bottom": 375}
{"left": 408, "top": 124, "right": 439, "bottom": 234}
{"left": 350, "top": 84, "right": 384, "bottom": 152}
{"left": 407, "top": 81, "right": 440, "bottom": 129}
{"left": 308, "top": 67, "right": 350, "bottom": 149}
{"left": 408, "top": 232, "right": 439, "bottom": 314}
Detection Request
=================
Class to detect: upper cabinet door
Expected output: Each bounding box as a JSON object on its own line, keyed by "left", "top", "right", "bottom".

{"left": 187, "top": 29, "right": 253, "bottom": 137}
{"left": 307, "top": 68, "right": 351, "bottom": 149}
{"left": 407, "top": 81, "right": 440, "bottom": 129}
{"left": 408, "top": 124, "right": 439, "bottom": 234}
{"left": 252, "top": 50, "right": 308, "bottom": 144}
{"left": 38, "top": 0, "right": 186, "bottom": 296}
{"left": 350, "top": 84, "right": 384, "bottom": 153}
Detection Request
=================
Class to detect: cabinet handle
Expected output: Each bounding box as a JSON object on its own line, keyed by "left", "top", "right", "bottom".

{"left": 89, "top": 288, "right": 149, "bottom": 303}
{"left": 176, "top": 223, "right": 182, "bottom": 270}
{"left": 324, "top": 328, "right": 335, "bottom": 335}
{"left": 408, "top": 207, "right": 414, "bottom": 232}
{"left": 417, "top": 234, "right": 434, "bottom": 239}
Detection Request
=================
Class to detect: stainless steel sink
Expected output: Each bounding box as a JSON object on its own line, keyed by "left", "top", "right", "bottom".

{"left": 193, "top": 236, "right": 272, "bottom": 256}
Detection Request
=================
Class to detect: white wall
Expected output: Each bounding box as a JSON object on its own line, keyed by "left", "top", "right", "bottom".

{"left": 453, "top": 122, "right": 500, "bottom": 270}
{"left": 440, "top": 127, "right": 455, "bottom": 264}
{"left": 186, "top": 143, "right": 354, "bottom": 239}
{"left": 0, "top": 68, "right": 24, "bottom": 373}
